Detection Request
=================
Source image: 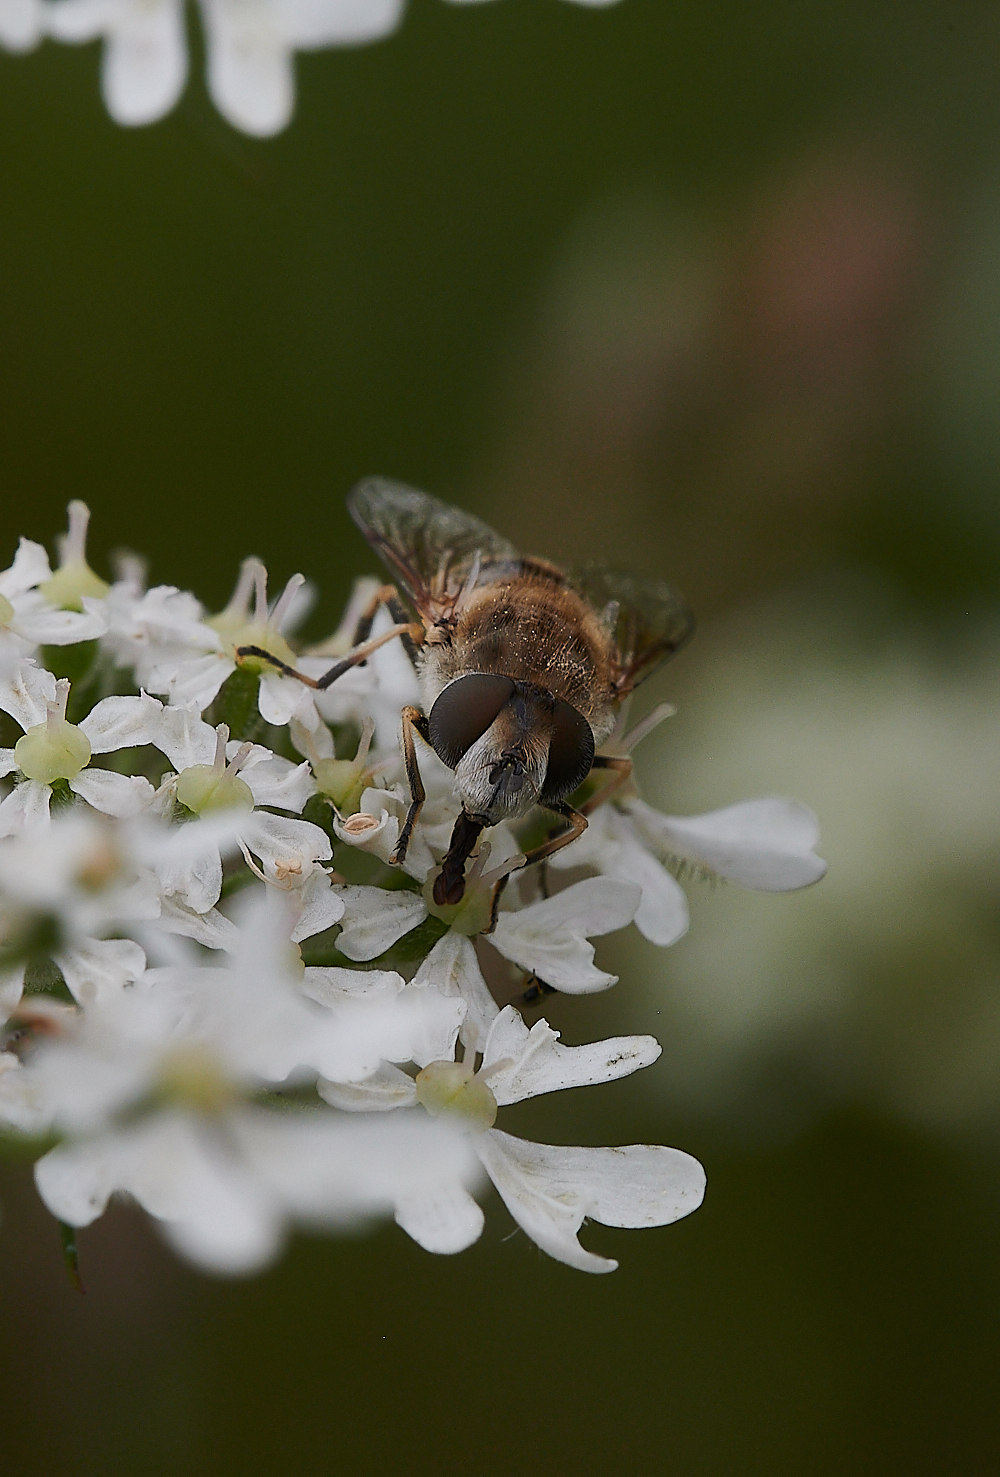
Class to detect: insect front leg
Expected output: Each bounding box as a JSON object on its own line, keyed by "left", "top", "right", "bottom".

{"left": 391, "top": 705, "right": 431, "bottom": 866}
{"left": 236, "top": 616, "right": 423, "bottom": 690}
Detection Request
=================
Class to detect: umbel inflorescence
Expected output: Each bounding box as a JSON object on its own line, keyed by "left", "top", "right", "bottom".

{"left": 0, "top": 496, "right": 825, "bottom": 1277}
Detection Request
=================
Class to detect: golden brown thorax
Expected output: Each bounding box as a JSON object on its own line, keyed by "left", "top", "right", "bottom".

{"left": 428, "top": 575, "right": 616, "bottom": 726}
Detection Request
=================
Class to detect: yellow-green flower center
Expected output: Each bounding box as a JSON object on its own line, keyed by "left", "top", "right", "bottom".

{"left": 15, "top": 719, "right": 91, "bottom": 783}
{"left": 158, "top": 1046, "right": 236, "bottom": 1114}
{"left": 214, "top": 618, "right": 296, "bottom": 673}
{"left": 414, "top": 1061, "right": 497, "bottom": 1131}
{"left": 175, "top": 764, "right": 254, "bottom": 814}
{"left": 0, "top": 593, "right": 14, "bottom": 627}
{"left": 423, "top": 875, "right": 494, "bottom": 937}
{"left": 312, "top": 757, "right": 369, "bottom": 813}
{"left": 40, "top": 561, "right": 110, "bottom": 612}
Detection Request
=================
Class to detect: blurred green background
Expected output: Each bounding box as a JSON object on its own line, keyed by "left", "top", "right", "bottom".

{"left": 4, "top": 0, "right": 1000, "bottom": 1471}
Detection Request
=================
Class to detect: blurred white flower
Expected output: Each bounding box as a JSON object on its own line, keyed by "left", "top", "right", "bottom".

{"left": 45, "top": 0, "right": 404, "bottom": 134}
{"left": 629, "top": 586, "right": 1000, "bottom": 1135}
{"left": 0, "top": 0, "right": 42, "bottom": 49}
{"left": 39, "top": 0, "right": 626, "bottom": 136}
{"left": 26, "top": 892, "right": 477, "bottom": 1271}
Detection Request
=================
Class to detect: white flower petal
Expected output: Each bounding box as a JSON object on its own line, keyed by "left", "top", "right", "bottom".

{"left": 288, "top": 691, "right": 334, "bottom": 761}
{"left": 287, "top": 866, "right": 345, "bottom": 942}
{"left": 70, "top": 768, "right": 155, "bottom": 818}
{"left": 413, "top": 932, "right": 499, "bottom": 1049}
{"left": 157, "top": 895, "right": 238, "bottom": 949}
{"left": 146, "top": 652, "right": 234, "bottom": 710}
{"left": 201, "top": 0, "right": 294, "bottom": 137}
{"left": 12, "top": 605, "right": 107, "bottom": 645}
{"left": 155, "top": 834, "right": 223, "bottom": 914}
{"left": 0, "top": 963, "right": 25, "bottom": 1024}
{"left": 337, "top": 787, "right": 435, "bottom": 882}
{"left": 489, "top": 877, "right": 641, "bottom": 994}
{"left": 239, "top": 810, "right": 332, "bottom": 871}
{"left": 56, "top": 937, "right": 148, "bottom": 1006}
{"left": 237, "top": 749, "right": 315, "bottom": 812}
{"left": 79, "top": 693, "right": 165, "bottom": 752}
{"left": 101, "top": 0, "right": 188, "bottom": 126}
{"left": 317, "top": 1060, "right": 417, "bottom": 1112}
{"left": 237, "top": 1109, "right": 482, "bottom": 1234}
{"left": 303, "top": 965, "right": 406, "bottom": 1006}
{"left": 35, "top": 1137, "right": 119, "bottom": 1228}
{"left": 333, "top": 885, "right": 427, "bottom": 961}
{"left": 482, "top": 1007, "right": 661, "bottom": 1106}
{"left": 0, "top": 538, "right": 51, "bottom": 597}
{"left": 151, "top": 701, "right": 218, "bottom": 770}
{"left": 38, "top": 1113, "right": 283, "bottom": 1273}
{"left": 551, "top": 806, "right": 690, "bottom": 946}
{"left": 48, "top": 0, "right": 134, "bottom": 42}
{"left": 274, "top": 0, "right": 403, "bottom": 47}
{"left": 256, "top": 670, "right": 309, "bottom": 726}
{"left": 0, "top": 748, "right": 18, "bottom": 778}
{"left": 303, "top": 965, "right": 464, "bottom": 1076}
{"left": 0, "top": 1050, "right": 46, "bottom": 1134}
{"left": 477, "top": 1130, "right": 706, "bottom": 1274}
{"left": 0, "top": 780, "right": 51, "bottom": 836}
{"left": 394, "top": 1184, "right": 484, "bottom": 1256}
{"left": 628, "top": 796, "right": 828, "bottom": 891}
{"left": 0, "top": 659, "right": 55, "bottom": 732}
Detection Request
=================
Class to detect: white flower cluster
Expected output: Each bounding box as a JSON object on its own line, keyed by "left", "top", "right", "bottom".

{"left": 0, "top": 502, "right": 824, "bottom": 1278}
{"left": 1, "top": 0, "right": 624, "bottom": 138}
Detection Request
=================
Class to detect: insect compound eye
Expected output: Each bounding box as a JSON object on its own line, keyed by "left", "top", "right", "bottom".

{"left": 541, "top": 700, "right": 595, "bottom": 804}
{"left": 428, "top": 673, "right": 516, "bottom": 770}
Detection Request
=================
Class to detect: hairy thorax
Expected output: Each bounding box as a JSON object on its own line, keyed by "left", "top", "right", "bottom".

{"left": 419, "top": 576, "right": 617, "bottom": 740}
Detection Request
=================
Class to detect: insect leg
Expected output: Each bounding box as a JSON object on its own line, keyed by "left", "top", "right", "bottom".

{"left": 521, "top": 975, "right": 557, "bottom": 1006}
{"left": 481, "top": 802, "right": 588, "bottom": 935}
{"left": 391, "top": 706, "right": 431, "bottom": 866}
{"left": 350, "top": 585, "right": 422, "bottom": 669}
{"left": 581, "top": 754, "right": 633, "bottom": 815}
{"left": 235, "top": 620, "right": 422, "bottom": 690}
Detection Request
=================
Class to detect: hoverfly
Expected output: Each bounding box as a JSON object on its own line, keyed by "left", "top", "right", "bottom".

{"left": 237, "top": 479, "right": 693, "bottom": 915}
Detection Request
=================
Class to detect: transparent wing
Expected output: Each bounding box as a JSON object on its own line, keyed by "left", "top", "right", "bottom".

{"left": 568, "top": 563, "right": 695, "bottom": 694}
{"left": 347, "top": 477, "right": 524, "bottom": 623}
